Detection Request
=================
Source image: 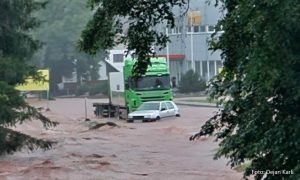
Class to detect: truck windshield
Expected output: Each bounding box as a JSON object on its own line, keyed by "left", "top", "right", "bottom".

{"left": 129, "top": 75, "right": 170, "bottom": 91}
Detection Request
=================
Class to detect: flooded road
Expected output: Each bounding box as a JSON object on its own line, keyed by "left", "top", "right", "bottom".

{"left": 0, "top": 98, "right": 242, "bottom": 180}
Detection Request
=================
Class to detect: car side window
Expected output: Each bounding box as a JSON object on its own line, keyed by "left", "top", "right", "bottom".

{"left": 166, "top": 102, "right": 174, "bottom": 109}
{"left": 161, "top": 103, "right": 167, "bottom": 111}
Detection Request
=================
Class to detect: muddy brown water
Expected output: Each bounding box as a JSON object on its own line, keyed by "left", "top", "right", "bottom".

{"left": 0, "top": 98, "right": 242, "bottom": 180}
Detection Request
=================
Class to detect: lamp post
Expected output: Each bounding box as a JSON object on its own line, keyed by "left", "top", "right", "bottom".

{"left": 187, "top": 10, "right": 196, "bottom": 72}
{"left": 166, "top": 27, "right": 170, "bottom": 71}
{"left": 191, "top": 20, "right": 195, "bottom": 72}
{"left": 73, "top": 58, "right": 80, "bottom": 86}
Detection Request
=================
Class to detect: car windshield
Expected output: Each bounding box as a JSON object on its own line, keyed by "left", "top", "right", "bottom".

{"left": 137, "top": 102, "right": 160, "bottom": 111}
{"left": 129, "top": 75, "right": 170, "bottom": 91}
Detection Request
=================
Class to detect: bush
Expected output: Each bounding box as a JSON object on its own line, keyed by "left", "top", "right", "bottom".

{"left": 85, "top": 80, "right": 108, "bottom": 96}
{"left": 76, "top": 84, "right": 89, "bottom": 96}
{"left": 178, "top": 70, "right": 206, "bottom": 93}
{"left": 89, "top": 81, "right": 108, "bottom": 96}
{"left": 75, "top": 80, "right": 109, "bottom": 97}
{"left": 99, "top": 80, "right": 109, "bottom": 96}
{"left": 89, "top": 83, "right": 102, "bottom": 96}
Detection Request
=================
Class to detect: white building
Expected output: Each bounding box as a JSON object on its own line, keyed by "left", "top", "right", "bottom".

{"left": 98, "top": 44, "right": 132, "bottom": 80}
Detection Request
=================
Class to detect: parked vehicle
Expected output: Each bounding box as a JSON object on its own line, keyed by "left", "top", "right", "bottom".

{"left": 127, "top": 101, "right": 180, "bottom": 122}
{"left": 93, "top": 57, "right": 173, "bottom": 120}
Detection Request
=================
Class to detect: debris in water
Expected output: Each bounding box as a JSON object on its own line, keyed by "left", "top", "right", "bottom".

{"left": 89, "top": 122, "right": 119, "bottom": 130}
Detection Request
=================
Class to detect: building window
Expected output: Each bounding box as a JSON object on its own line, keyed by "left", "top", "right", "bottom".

{"left": 195, "top": 61, "right": 200, "bottom": 74}
{"left": 113, "top": 54, "right": 124, "bottom": 63}
{"left": 202, "top": 61, "right": 208, "bottom": 79}
{"left": 178, "top": 27, "right": 183, "bottom": 34}
{"left": 174, "top": 27, "right": 178, "bottom": 34}
{"left": 168, "top": 26, "right": 183, "bottom": 35}
{"left": 171, "top": 28, "right": 176, "bottom": 34}
{"left": 186, "top": 61, "right": 192, "bottom": 70}
{"left": 167, "top": 27, "right": 172, "bottom": 34}
{"left": 208, "top": 25, "right": 215, "bottom": 32}
{"left": 200, "top": 25, "right": 206, "bottom": 32}
{"left": 187, "top": 26, "right": 192, "bottom": 33}
{"left": 215, "top": 25, "right": 223, "bottom": 32}
{"left": 209, "top": 61, "right": 215, "bottom": 78}
{"left": 194, "top": 26, "right": 200, "bottom": 33}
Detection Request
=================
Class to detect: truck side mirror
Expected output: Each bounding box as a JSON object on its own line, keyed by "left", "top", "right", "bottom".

{"left": 161, "top": 108, "right": 166, "bottom": 111}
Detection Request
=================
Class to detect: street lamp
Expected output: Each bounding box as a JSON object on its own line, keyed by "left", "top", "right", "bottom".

{"left": 73, "top": 58, "right": 81, "bottom": 86}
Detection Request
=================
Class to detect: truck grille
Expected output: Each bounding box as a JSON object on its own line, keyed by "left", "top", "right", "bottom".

{"left": 140, "top": 96, "right": 165, "bottom": 102}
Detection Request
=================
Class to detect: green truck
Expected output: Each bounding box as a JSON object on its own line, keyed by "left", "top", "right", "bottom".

{"left": 93, "top": 57, "right": 173, "bottom": 119}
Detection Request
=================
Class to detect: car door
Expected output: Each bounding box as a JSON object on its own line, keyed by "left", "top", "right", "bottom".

{"left": 166, "top": 101, "right": 176, "bottom": 116}
{"left": 159, "top": 102, "right": 168, "bottom": 118}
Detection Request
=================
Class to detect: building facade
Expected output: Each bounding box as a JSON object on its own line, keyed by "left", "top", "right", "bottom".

{"left": 157, "top": 0, "right": 224, "bottom": 83}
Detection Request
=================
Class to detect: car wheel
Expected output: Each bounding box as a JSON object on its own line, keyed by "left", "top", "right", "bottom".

{"left": 176, "top": 114, "right": 180, "bottom": 117}
{"left": 156, "top": 116, "right": 160, "bottom": 121}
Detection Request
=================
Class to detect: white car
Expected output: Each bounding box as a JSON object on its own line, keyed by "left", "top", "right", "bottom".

{"left": 127, "top": 101, "right": 180, "bottom": 122}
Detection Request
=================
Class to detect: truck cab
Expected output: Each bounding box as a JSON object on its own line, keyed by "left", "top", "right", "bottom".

{"left": 123, "top": 57, "right": 173, "bottom": 112}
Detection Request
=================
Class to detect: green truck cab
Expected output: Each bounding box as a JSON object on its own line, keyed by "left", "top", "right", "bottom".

{"left": 123, "top": 57, "right": 173, "bottom": 112}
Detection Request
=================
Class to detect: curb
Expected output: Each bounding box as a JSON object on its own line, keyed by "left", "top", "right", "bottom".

{"left": 174, "top": 101, "right": 220, "bottom": 108}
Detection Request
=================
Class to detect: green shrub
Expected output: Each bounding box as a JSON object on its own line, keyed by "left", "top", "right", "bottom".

{"left": 99, "top": 80, "right": 109, "bottom": 96}
{"left": 88, "top": 80, "right": 109, "bottom": 96}
{"left": 178, "top": 70, "right": 206, "bottom": 93}
{"left": 89, "top": 83, "right": 102, "bottom": 96}
{"left": 76, "top": 84, "right": 89, "bottom": 96}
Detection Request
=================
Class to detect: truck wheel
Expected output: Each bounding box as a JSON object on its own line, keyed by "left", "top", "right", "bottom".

{"left": 123, "top": 108, "right": 129, "bottom": 120}
{"left": 176, "top": 114, "right": 180, "bottom": 117}
{"left": 156, "top": 116, "right": 160, "bottom": 121}
{"left": 116, "top": 106, "right": 121, "bottom": 120}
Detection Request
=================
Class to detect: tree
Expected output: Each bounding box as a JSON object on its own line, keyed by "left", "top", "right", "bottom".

{"left": 190, "top": 0, "right": 300, "bottom": 179}
{"left": 32, "top": 0, "right": 104, "bottom": 93}
{"left": 0, "top": 0, "right": 57, "bottom": 155}
{"left": 178, "top": 70, "right": 206, "bottom": 93}
{"left": 79, "top": 0, "right": 188, "bottom": 75}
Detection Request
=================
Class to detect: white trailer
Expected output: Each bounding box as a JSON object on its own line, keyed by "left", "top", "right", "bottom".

{"left": 109, "top": 72, "right": 125, "bottom": 107}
